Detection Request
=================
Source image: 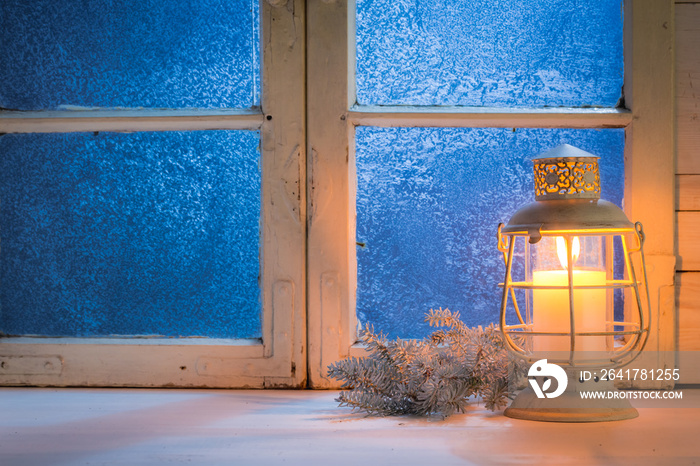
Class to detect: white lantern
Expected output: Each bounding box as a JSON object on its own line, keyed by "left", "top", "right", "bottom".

{"left": 497, "top": 144, "right": 650, "bottom": 422}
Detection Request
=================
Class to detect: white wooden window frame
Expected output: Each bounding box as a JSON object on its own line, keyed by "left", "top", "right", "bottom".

{"left": 306, "top": 0, "right": 676, "bottom": 389}
{"left": 0, "top": 1, "right": 307, "bottom": 388}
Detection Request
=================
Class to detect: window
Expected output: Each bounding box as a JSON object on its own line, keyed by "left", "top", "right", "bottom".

{"left": 306, "top": 0, "right": 674, "bottom": 387}
{"left": 353, "top": 0, "right": 627, "bottom": 339}
{"left": 0, "top": 0, "right": 674, "bottom": 389}
{"left": 355, "top": 126, "right": 625, "bottom": 339}
{"left": 355, "top": 0, "right": 624, "bottom": 108}
{"left": 0, "top": 1, "right": 306, "bottom": 387}
{"left": 0, "top": 131, "right": 261, "bottom": 339}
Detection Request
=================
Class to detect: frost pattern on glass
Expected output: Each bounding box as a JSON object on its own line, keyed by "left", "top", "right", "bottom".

{"left": 355, "top": 127, "right": 624, "bottom": 339}
{"left": 0, "top": 131, "right": 261, "bottom": 338}
{"left": 0, "top": 0, "right": 259, "bottom": 110}
{"left": 356, "top": 0, "right": 623, "bottom": 107}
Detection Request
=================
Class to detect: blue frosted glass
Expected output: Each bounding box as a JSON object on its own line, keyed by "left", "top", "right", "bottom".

{"left": 0, "top": 0, "right": 259, "bottom": 110}
{"left": 0, "top": 131, "right": 261, "bottom": 338}
{"left": 356, "top": 0, "right": 623, "bottom": 108}
{"left": 356, "top": 127, "right": 625, "bottom": 339}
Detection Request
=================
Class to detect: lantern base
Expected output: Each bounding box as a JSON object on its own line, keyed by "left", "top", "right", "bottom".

{"left": 504, "top": 371, "right": 639, "bottom": 422}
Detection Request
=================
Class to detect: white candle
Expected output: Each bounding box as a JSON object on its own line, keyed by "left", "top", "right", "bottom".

{"left": 532, "top": 269, "right": 607, "bottom": 355}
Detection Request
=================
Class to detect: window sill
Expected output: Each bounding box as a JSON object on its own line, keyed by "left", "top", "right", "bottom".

{"left": 1, "top": 387, "right": 697, "bottom": 464}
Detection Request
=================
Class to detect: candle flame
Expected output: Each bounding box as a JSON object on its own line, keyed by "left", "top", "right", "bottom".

{"left": 556, "top": 236, "right": 580, "bottom": 269}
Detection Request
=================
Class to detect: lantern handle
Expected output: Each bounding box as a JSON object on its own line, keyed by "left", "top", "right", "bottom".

{"left": 497, "top": 223, "right": 509, "bottom": 253}
{"left": 499, "top": 231, "right": 528, "bottom": 353}
{"left": 616, "top": 221, "right": 651, "bottom": 367}
{"left": 635, "top": 221, "right": 645, "bottom": 246}
{"left": 497, "top": 223, "right": 528, "bottom": 328}
{"left": 635, "top": 222, "right": 652, "bottom": 355}
{"left": 627, "top": 221, "right": 645, "bottom": 253}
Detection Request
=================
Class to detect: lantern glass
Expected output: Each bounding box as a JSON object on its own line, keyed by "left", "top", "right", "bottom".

{"left": 528, "top": 234, "right": 609, "bottom": 358}
{"left": 499, "top": 227, "right": 648, "bottom": 367}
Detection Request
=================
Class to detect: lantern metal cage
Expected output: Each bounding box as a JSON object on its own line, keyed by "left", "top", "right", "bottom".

{"left": 497, "top": 146, "right": 651, "bottom": 369}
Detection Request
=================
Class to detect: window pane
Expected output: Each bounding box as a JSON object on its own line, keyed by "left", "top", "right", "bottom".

{"left": 0, "top": 0, "right": 259, "bottom": 110}
{"left": 356, "top": 0, "right": 623, "bottom": 108}
{"left": 355, "top": 127, "right": 624, "bottom": 339}
{"left": 0, "top": 131, "right": 261, "bottom": 338}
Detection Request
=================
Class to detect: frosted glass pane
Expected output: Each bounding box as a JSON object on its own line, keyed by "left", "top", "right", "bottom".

{"left": 356, "top": 127, "right": 624, "bottom": 339}
{"left": 356, "top": 0, "right": 623, "bottom": 107}
{"left": 0, "top": 131, "right": 261, "bottom": 338}
{"left": 0, "top": 0, "right": 259, "bottom": 110}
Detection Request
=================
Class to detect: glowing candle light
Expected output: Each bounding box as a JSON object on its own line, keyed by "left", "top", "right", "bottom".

{"left": 532, "top": 237, "right": 606, "bottom": 354}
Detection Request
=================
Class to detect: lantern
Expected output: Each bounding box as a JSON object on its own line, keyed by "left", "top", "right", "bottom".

{"left": 497, "top": 144, "right": 650, "bottom": 422}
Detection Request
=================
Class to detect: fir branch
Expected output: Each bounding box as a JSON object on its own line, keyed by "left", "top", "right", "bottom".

{"left": 328, "top": 308, "right": 522, "bottom": 418}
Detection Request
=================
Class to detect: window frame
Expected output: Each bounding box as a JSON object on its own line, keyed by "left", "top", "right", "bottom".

{"left": 0, "top": 0, "right": 307, "bottom": 388}
{"left": 306, "top": 0, "right": 675, "bottom": 389}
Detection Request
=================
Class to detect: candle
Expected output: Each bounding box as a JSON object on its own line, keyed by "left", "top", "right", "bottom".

{"left": 532, "top": 269, "right": 607, "bottom": 355}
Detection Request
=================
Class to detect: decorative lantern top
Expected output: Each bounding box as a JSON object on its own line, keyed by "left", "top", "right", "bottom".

{"left": 501, "top": 144, "right": 632, "bottom": 238}
{"left": 533, "top": 144, "right": 600, "bottom": 201}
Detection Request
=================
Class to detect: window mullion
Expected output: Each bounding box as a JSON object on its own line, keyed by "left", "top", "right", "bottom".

{"left": 306, "top": 0, "right": 355, "bottom": 388}
{"left": 0, "top": 109, "right": 264, "bottom": 133}
{"left": 349, "top": 107, "right": 632, "bottom": 129}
